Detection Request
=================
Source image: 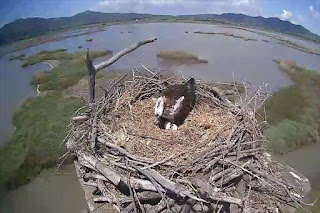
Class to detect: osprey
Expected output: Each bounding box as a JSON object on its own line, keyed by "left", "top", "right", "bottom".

{"left": 154, "top": 78, "right": 196, "bottom": 130}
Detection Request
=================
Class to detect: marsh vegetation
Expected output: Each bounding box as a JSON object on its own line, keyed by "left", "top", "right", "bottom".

{"left": 194, "top": 30, "right": 320, "bottom": 56}
{"left": 157, "top": 50, "right": 208, "bottom": 64}
{"left": 26, "top": 50, "right": 112, "bottom": 91}
{"left": 22, "top": 51, "right": 72, "bottom": 67}
{"left": 265, "top": 59, "right": 320, "bottom": 153}
{"left": 0, "top": 93, "right": 84, "bottom": 188}
{"left": 38, "top": 48, "right": 67, "bottom": 54}
{"left": 279, "top": 40, "right": 320, "bottom": 56}
{"left": 0, "top": 49, "right": 112, "bottom": 189}
{"left": 194, "top": 31, "right": 258, "bottom": 42}
{"left": 8, "top": 54, "right": 25, "bottom": 61}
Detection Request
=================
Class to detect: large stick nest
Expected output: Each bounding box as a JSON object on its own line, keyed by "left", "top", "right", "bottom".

{"left": 66, "top": 67, "right": 311, "bottom": 212}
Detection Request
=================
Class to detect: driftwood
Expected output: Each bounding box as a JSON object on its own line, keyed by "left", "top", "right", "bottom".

{"left": 65, "top": 39, "right": 314, "bottom": 212}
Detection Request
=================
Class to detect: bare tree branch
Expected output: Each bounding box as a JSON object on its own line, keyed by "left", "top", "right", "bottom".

{"left": 94, "top": 37, "right": 158, "bottom": 71}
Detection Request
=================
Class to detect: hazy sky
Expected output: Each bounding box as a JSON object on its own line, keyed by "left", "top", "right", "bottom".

{"left": 0, "top": 0, "right": 319, "bottom": 34}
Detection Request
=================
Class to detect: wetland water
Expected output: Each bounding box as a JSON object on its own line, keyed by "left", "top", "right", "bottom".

{"left": 1, "top": 22, "right": 320, "bottom": 212}
{"left": 2, "top": 165, "right": 88, "bottom": 213}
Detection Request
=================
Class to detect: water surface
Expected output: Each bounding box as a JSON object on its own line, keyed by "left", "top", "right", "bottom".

{"left": 275, "top": 143, "right": 320, "bottom": 212}
{"left": 3, "top": 165, "right": 88, "bottom": 213}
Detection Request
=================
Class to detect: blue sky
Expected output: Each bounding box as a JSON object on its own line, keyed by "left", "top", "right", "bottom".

{"left": 1, "top": 0, "right": 319, "bottom": 34}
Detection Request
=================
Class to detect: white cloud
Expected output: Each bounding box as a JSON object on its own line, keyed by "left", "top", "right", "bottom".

{"left": 232, "top": 0, "right": 250, "bottom": 7}
{"left": 279, "top": 9, "right": 292, "bottom": 21}
{"left": 309, "top": 5, "right": 320, "bottom": 19}
{"left": 94, "top": 0, "right": 261, "bottom": 16}
{"left": 296, "top": 15, "right": 305, "bottom": 23}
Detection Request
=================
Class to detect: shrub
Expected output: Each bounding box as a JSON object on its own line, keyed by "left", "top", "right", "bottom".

{"left": 265, "top": 120, "right": 318, "bottom": 153}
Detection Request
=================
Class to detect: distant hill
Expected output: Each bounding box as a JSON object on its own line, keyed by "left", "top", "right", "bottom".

{"left": 0, "top": 10, "right": 319, "bottom": 45}
{"left": 0, "top": 11, "right": 160, "bottom": 45}
{"left": 179, "top": 13, "right": 320, "bottom": 42}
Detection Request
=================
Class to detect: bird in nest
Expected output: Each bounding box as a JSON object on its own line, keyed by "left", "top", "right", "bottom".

{"left": 154, "top": 77, "right": 196, "bottom": 130}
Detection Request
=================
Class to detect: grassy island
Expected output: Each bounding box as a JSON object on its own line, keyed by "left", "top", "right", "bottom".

{"left": 38, "top": 48, "right": 67, "bottom": 54}
{"left": 157, "top": 50, "right": 208, "bottom": 64}
{"left": 265, "top": 59, "right": 320, "bottom": 153}
{"left": 8, "top": 54, "right": 25, "bottom": 61}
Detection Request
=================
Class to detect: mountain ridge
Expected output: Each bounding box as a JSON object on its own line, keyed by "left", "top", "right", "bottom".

{"left": 1, "top": 10, "right": 319, "bottom": 45}
{"left": 179, "top": 13, "right": 317, "bottom": 40}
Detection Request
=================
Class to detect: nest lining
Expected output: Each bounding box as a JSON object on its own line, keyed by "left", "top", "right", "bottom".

{"left": 100, "top": 95, "right": 236, "bottom": 164}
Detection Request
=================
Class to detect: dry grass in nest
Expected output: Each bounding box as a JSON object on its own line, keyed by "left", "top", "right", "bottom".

{"left": 99, "top": 93, "right": 236, "bottom": 165}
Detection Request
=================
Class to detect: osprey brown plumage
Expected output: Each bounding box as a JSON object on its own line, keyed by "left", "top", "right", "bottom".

{"left": 154, "top": 78, "right": 196, "bottom": 130}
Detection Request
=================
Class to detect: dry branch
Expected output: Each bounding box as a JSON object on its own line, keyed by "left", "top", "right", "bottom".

{"left": 94, "top": 37, "right": 158, "bottom": 71}
{"left": 78, "top": 151, "right": 122, "bottom": 186}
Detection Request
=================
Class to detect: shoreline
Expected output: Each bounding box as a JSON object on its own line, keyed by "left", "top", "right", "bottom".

{"left": 1, "top": 20, "right": 319, "bottom": 58}
{"left": 36, "top": 60, "right": 60, "bottom": 96}
{"left": 41, "top": 59, "right": 60, "bottom": 69}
